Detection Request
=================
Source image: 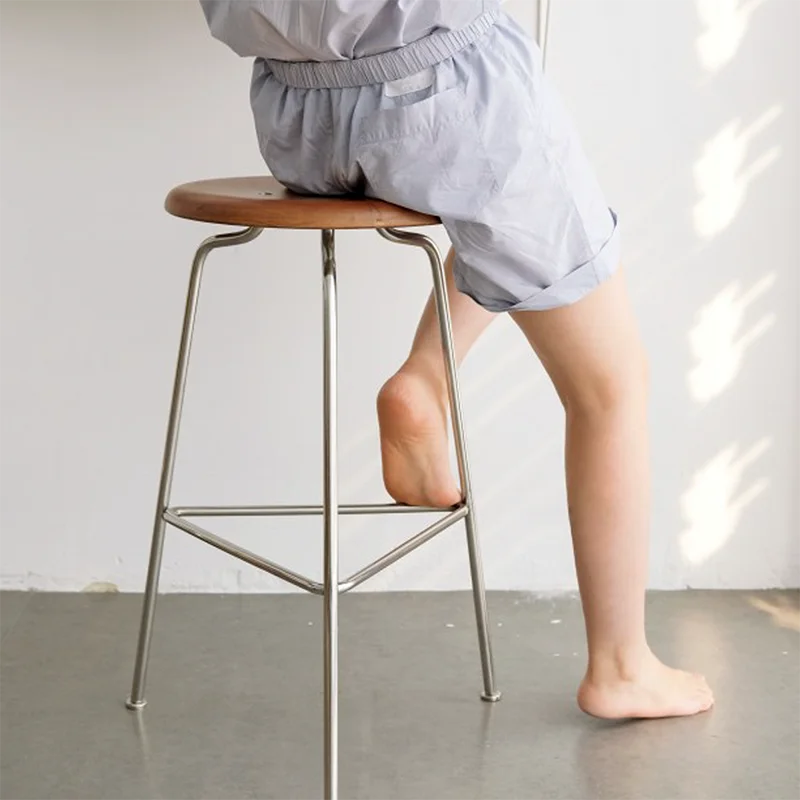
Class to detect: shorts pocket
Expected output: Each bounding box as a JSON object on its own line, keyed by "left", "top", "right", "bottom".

{"left": 359, "top": 86, "right": 466, "bottom": 143}
{"left": 355, "top": 86, "right": 498, "bottom": 218}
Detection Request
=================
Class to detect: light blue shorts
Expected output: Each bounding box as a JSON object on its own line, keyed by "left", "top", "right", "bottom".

{"left": 251, "top": 10, "right": 620, "bottom": 312}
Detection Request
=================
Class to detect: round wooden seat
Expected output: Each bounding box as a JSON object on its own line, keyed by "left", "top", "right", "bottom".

{"left": 165, "top": 176, "right": 440, "bottom": 230}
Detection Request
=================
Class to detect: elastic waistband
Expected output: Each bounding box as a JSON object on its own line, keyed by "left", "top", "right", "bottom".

{"left": 266, "top": 8, "right": 500, "bottom": 89}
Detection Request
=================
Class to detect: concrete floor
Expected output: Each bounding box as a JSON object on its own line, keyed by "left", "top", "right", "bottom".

{"left": 1, "top": 590, "right": 798, "bottom": 800}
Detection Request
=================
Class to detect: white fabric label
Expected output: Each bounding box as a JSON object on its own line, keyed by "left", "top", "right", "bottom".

{"left": 384, "top": 67, "right": 435, "bottom": 98}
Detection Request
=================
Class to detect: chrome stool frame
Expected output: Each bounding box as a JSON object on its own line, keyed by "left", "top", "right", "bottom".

{"left": 125, "top": 225, "right": 500, "bottom": 800}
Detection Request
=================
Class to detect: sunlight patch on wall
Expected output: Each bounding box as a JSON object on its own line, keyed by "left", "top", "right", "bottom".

{"left": 694, "top": 105, "right": 782, "bottom": 239}
{"left": 687, "top": 274, "right": 776, "bottom": 403}
{"left": 696, "top": 0, "right": 767, "bottom": 73}
{"left": 680, "top": 438, "right": 770, "bottom": 565}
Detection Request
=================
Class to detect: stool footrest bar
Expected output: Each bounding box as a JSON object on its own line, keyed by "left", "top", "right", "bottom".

{"left": 168, "top": 503, "right": 458, "bottom": 518}
{"left": 163, "top": 505, "right": 469, "bottom": 594}
{"left": 340, "top": 505, "right": 469, "bottom": 593}
{"left": 163, "top": 510, "right": 324, "bottom": 594}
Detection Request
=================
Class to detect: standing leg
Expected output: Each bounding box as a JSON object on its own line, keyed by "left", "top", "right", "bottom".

{"left": 126, "top": 227, "right": 262, "bottom": 710}
{"left": 379, "top": 229, "right": 500, "bottom": 702}
{"left": 511, "top": 270, "right": 714, "bottom": 719}
{"left": 321, "top": 230, "right": 339, "bottom": 800}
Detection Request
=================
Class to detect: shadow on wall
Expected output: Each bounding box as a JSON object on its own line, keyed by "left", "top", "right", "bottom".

{"left": 3, "top": 0, "right": 792, "bottom": 593}
{"left": 372, "top": 0, "right": 797, "bottom": 592}
{"left": 205, "top": 0, "right": 797, "bottom": 594}
{"left": 695, "top": 0, "right": 768, "bottom": 74}
{"left": 678, "top": 0, "right": 786, "bottom": 579}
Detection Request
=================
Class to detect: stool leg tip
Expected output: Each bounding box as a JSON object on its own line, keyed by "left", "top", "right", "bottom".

{"left": 481, "top": 691, "right": 502, "bottom": 703}
{"left": 126, "top": 697, "right": 147, "bottom": 711}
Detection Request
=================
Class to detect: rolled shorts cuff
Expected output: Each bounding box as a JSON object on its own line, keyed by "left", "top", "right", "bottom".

{"left": 453, "top": 211, "right": 621, "bottom": 313}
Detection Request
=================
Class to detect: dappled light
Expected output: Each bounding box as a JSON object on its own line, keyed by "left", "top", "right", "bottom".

{"left": 680, "top": 438, "right": 771, "bottom": 565}
{"left": 696, "top": 0, "right": 767, "bottom": 73}
{"left": 687, "top": 274, "right": 776, "bottom": 403}
{"left": 693, "top": 105, "right": 782, "bottom": 239}
{"left": 748, "top": 594, "right": 800, "bottom": 631}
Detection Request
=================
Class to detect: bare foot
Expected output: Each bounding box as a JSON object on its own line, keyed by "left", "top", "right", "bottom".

{"left": 577, "top": 650, "right": 714, "bottom": 719}
{"left": 377, "top": 367, "right": 462, "bottom": 508}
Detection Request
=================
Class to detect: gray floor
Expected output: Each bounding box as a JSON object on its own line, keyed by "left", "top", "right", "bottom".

{"left": 1, "top": 591, "right": 798, "bottom": 800}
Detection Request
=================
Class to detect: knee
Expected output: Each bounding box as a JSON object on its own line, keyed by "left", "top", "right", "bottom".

{"left": 560, "top": 345, "right": 649, "bottom": 417}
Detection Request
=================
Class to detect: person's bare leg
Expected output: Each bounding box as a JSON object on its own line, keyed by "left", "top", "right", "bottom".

{"left": 380, "top": 253, "right": 712, "bottom": 718}
{"left": 512, "top": 270, "right": 713, "bottom": 719}
{"left": 378, "top": 248, "right": 495, "bottom": 506}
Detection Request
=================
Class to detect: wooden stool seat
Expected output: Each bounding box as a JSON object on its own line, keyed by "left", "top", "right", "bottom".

{"left": 165, "top": 176, "right": 440, "bottom": 230}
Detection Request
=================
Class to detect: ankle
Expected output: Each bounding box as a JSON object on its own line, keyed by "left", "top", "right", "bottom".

{"left": 397, "top": 358, "right": 448, "bottom": 401}
{"left": 586, "top": 642, "right": 655, "bottom": 683}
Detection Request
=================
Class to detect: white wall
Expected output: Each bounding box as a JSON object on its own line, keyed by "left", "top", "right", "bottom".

{"left": 1, "top": 0, "right": 797, "bottom": 593}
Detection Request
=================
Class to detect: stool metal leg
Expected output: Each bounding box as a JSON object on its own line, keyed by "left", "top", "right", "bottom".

{"left": 126, "top": 226, "right": 262, "bottom": 711}
{"left": 378, "top": 229, "right": 501, "bottom": 702}
{"left": 321, "top": 229, "right": 340, "bottom": 800}
{"left": 538, "top": 0, "right": 552, "bottom": 70}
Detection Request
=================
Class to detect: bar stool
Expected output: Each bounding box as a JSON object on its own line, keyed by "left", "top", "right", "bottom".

{"left": 125, "top": 177, "right": 501, "bottom": 800}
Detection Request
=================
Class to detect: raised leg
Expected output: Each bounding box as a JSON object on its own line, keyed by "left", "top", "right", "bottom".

{"left": 378, "top": 229, "right": 500, "bottom": 702}
{"left": 321, "top": 229, "right": 340, "bottom": 800}
{"left": 126, "top": 226, "right": 262, "bottom": 711}
{"left": 376, "top": 247, "right": 493, "bottom": 509}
